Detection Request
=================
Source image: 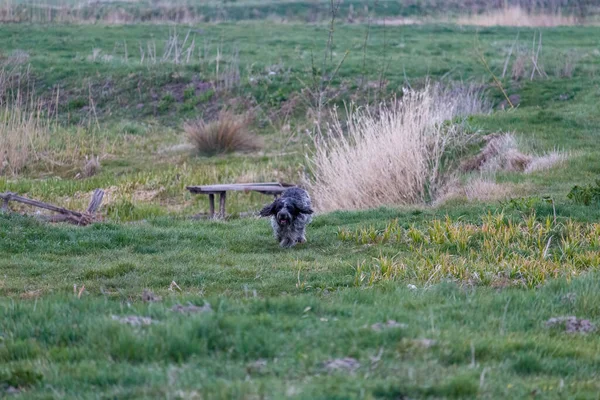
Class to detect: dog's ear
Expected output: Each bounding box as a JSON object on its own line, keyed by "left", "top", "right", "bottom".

{"left": 259, "top": 199, "right": 281, "bottom": 217}
{"left": 291, "top": 200, "right": 314, "bottom": 215}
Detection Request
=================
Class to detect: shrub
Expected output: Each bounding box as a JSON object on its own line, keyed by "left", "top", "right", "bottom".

{"left": 184, "top": 111, "right": 262, "bottom": 156}
{"left": 305, "top": 84, "right": 489, "bottom": 212}
{"left": 567, "top": 179, "right": 600, "bottom": 205}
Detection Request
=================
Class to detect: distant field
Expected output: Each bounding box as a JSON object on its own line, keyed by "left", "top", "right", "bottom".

{"left": 1, "top": 0, "right": 599, "bottom": 23}
{"left": 2, "top": 6, "right": 600, "bottom": 399}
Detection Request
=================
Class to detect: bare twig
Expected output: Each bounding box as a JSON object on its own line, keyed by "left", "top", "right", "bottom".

{"left": 476, "top": 34, "right": 513, "bottom": 109}
{"left": 530, "top": 31, "right": 547, "bottom": 80}
{"left": 501, "top": 32, "right": 519, "bottom": 78}
{"left": 543, "top": 235, "right": 553, "bottom": 259}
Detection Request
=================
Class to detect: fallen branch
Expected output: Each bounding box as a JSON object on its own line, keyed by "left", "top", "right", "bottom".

{"left": 0, "top": 189, "right": 104, "bottom": 226}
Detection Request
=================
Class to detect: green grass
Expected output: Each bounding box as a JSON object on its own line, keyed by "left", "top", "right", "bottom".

{"left": 2, "top": 243, "right": 600, "bottom": 398}
{"left": 2, "top": 204, "right": 600, "bottom": 398}
{"left": 3, "top": 17, "right": 600, "bottom": 399}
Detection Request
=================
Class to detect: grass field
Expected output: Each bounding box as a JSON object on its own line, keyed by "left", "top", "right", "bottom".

{"left": 2, "top": 3, "right": 600, "bottom": 398}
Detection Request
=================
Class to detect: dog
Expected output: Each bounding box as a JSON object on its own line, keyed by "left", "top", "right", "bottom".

{"left": 259, "top": 187, "right": 314, "bottom": 248}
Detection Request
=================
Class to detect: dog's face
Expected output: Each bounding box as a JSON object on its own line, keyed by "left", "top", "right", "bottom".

{"left": 259, "top": 197, "right": 313, "bottom": 226}
{"left": 275, "top": 207, "right": 292, "bottom": 226}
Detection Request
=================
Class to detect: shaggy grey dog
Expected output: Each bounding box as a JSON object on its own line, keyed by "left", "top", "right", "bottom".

{"left": 259, "top": 187, "right": 314, "bottom": 248}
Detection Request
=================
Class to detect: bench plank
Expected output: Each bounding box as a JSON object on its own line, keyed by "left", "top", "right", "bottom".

{"left": 186, "top": 182, "right": 296, "bottom": 219}
{"left": 186, "top": 183, "right": 294, "bottom": 194}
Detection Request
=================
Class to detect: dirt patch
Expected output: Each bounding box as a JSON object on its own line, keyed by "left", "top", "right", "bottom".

{"left": 111, "top": 315, "right": 155, "bottom": 326}
{"left": 163, "top": 78, "right": 213, "bottom": 103}
{"left": 323, "top": 358, "right": 360, "bottom": 373}
{"left": 497, "top": 94, "right": 521, "bottom": 110}
{"left": 370, "top": 320, "right": 407, "bottom": 332}
{"left": 246, "top": 359, "right": 268, "bottom": 374}
{"left": 170, "top": 302, "right": 212, "bottom": 314}
{"left": 545, "top": 316, "right": 595, "bottom": 334}
{"left": 141, "top": 289, "right": 162, "bottom": 302}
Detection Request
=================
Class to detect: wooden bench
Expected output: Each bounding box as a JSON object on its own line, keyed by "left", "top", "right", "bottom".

{"left": 186, "top": 182, "right": 296, "bottom": 218}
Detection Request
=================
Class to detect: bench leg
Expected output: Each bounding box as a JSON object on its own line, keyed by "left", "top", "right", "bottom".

{"left": 219, "top": 192, "right": 226, "bottom": 218}
{"left": 208, "top": 194, "right": 215, "bottom": 218}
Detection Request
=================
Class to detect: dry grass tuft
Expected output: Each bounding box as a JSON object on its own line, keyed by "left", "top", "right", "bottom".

{"left": 457, "top": 6, "right": 579, "bottom": 27}
{"left": 461, "top": 133, "right": 566, "bottom": 175}
{"left": 185, "top": 111, "right": 262, "bottom": 156}
{"left": 463, "top": 177, "right": 514, "bottom": 201}
{"left": 82, "top": 155, "right": 101, "bottom": 178}
{"left": 434, "top": 176, "right": 514, "bottom": 204}
{"left": 306, "top": 84, "right": 490, "bottom": 212}
{"left": 525, "top": 151, "right": 567, "bottom": 173}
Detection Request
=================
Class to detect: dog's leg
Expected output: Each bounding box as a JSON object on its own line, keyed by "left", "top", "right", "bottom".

{"left": 279, "top": 237, "right": 294, "bottom": 248}
{"left": 297, "top": 224, "right": 307, "bottom": 244}
{"left": 271, "top": 218, "right": 283, "bottom": 242}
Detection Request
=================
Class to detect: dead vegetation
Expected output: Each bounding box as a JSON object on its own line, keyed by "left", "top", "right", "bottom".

{"left": 306, "top": 83, "right": 490, "bottom": 212}
{"left": 111, "top": 315, "right": 154, "bottom": 327}
{"left": 433, "top": 172, "right": 516, "bottom": 204}
{"left": 323, "top": 358, "right": 360, "bottom": 373}
{"left": 457, "top": 6, "right": 580, "bottom": 27}
{"left": 501, "top": 31, "right": 548, "bottom": 82}
{"left": 82, "top": 155, "right": 101, "bottom": 178}
{"left": 460, "top": 133, "right": 566, "bottom": 174}
{"left": 434, "top": 133, "right": 566, "bottom": 203}
{"left": 170, "top": 302, "right": 212, "bottom": 314}
{"left": 0, "top": 100, "right": 50, "bottom": 176}
{"left": 185, "top": 111, "right": 262, "bottom": 156}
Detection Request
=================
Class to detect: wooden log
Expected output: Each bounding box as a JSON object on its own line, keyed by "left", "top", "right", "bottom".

{"left": 86, "top": 189, "right": 104, "bottom": 213}
{"left": 0, "top": 189, "right": 104, "bottom": 226}
{"left": 219, "top": 191, "right": 226, "bottom": 218}
{"left": 0, "top": 192, "right": 84, "bottom": 218}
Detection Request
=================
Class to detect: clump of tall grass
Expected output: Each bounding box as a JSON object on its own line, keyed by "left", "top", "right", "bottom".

{"left": 0, "top": 100, "right": 50, "bottom": 176}
{"left": 306, "top": 83, "right": 490, "bottom": 212}
{"left": 185, "top": 111, "right": 263, "bottom": 156}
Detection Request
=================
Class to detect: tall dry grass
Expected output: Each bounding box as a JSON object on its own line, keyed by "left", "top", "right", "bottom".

{"left": 0, "top": 101, "right": 50, "bottom": 175}
{"left": 306, "top": 84, "right": 490, "bottom": 212}
{"left": 457, "top": 6, "right": 579, "bottom": 27}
